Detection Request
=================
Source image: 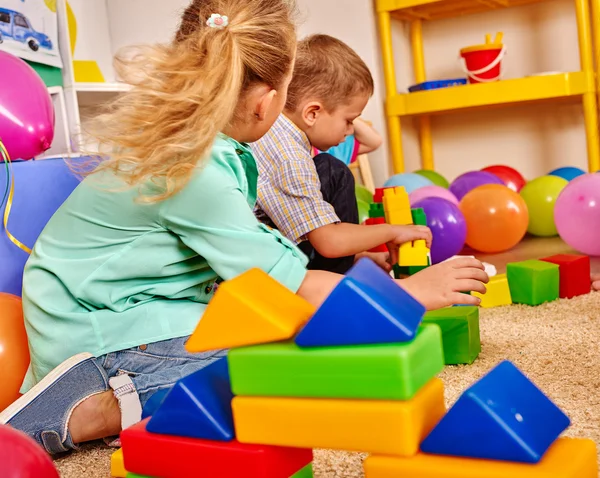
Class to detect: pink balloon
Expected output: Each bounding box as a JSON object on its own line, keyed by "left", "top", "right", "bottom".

{"left": 554, "top": 173, "right": 600, "bottom": 256}
{"left": 0, "top": 51, "right": 54, "bottom": 160}
{"left": 409, "top": 185, "right": 459, "bottom": 206}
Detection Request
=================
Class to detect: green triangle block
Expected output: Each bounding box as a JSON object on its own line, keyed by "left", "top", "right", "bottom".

{"left": 423, "top": 306, "right": 481, "bottom": 365}
{"left": 507, "top": 260, "right": 559, "bottom": 306}
{"left": 290, "top": 464, "right": 313, "bottom": 478}
{"left": 228, "top": 325, "right": 444, "bottom": 400}
{"left": 369, "top": 202, "right": 385, "bottom": 218}
{"left": 411, "top": 207, "right": 428, "bottom": 226}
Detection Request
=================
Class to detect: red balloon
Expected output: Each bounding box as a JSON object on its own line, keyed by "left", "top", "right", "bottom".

{"left": 481, "top": 165, "right": 526, "bottom": 192}
{"left": 0, "top": 425, "right": 59, "bottom": 477}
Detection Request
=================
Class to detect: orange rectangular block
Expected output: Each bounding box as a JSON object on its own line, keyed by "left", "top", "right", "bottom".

{"left": 363, "top": 438, "right": 597, "bottom": 478}
{"left": 233, "top": 378, "right": 445, "bottom": 455}
{"left": 186, "top": 269, "right": 315, "bottom": 352}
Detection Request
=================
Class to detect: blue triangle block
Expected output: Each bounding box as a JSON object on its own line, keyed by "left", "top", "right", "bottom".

{"left": 141, "top": 387, "right": 170, "bottom": 419}
{"left": 420, "top": 360, "right": 570, "bottom": 463}
{"left": 295, "top": 258, "right": 425, "bottom": 347}
{"left": 146, "top": 357, "right": 235, "bottom": 441}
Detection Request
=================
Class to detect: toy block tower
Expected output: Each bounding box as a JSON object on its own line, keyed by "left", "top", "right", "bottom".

{"left": 365, "top": 360, "right": 597, "bottom": 477}
{"left": 383, "top": 186, "right": 412, "bottom": 225}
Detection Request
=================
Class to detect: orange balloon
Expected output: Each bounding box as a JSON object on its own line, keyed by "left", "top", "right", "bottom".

{"left": 0, "top": 294, "right": 29, "bottom": 412}
{"left": 459, "top": 184, "right": 529, "bottom": 253}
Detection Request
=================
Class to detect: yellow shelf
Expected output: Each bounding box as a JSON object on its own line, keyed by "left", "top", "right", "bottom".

{"left": 387, "top": 72, "right": 595, "bottom": 117}
{"left": 377, "top": 0, "right": 547, "bottom": 21}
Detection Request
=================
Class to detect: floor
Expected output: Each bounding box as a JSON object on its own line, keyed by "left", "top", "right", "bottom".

{"left": 53, "top": 237, "right": 600, "bottom": 477}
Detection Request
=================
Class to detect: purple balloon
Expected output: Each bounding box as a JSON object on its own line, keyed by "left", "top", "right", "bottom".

{"left": 554, "top": 173, "right": 600, "bottom": 256}
{"left": 409, "top": 185, "right": 459, "bottom": 206}
{"left": 449, "top": 171, "right": 503, "bottom": 201}
{"left": 0, "top": 51, "right": 54, "bottom": 160}
{"left": 413, "top": 197, "right": 467, "bottom": 264}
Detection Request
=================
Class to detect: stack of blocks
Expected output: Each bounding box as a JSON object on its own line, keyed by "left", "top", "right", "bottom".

{"left": 111, "top": 256, "right": 597, "bottom": 478}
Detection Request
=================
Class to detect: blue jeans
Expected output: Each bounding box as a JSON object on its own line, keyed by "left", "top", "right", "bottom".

{"left": 99, "top": 336, "right": 226, "bottom": 410}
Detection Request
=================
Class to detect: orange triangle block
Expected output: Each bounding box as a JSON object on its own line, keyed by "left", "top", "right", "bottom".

{"left": 186, "top": 269, "right": 315, "bottom": 353}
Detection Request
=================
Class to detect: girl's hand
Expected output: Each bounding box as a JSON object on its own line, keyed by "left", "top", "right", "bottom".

{"left": 398, "top": 257, "right": 489, "bottom": 310}
{"left": 356, "top": 251, "right": 392, "bottom": 272}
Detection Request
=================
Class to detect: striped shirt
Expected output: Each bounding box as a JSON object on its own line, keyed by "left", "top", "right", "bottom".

{"left": 251, "top": 114, "right": 339, "bottom": 243}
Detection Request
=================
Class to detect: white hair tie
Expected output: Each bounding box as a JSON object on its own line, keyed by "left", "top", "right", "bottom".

{"left": 207, "top": 13, "right": 229, "bottom": 29}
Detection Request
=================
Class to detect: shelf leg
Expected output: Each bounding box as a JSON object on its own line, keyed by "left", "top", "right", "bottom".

{"left": 378, "top": 11, "right": 405, "bottom": 174}
{"left": 411, "top": 19, "right": 434, "bottom": 171}
{"left": 575, "top": 0, "right": 600, "bottom": 171}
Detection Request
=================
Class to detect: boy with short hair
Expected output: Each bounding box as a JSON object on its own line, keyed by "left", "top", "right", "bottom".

{"left": 252, "top": 34, "right": 428, "bottom": 273}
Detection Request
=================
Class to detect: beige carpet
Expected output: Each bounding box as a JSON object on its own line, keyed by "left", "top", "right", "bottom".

{"left": 55, "top": 292, "right": 600, "bottom": 477}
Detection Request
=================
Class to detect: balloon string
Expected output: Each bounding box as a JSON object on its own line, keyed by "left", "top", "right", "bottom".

{"left": 0, "top": 140, "right": 32, "bottom": 254}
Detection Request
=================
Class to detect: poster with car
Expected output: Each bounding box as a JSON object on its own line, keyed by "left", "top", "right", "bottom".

{"left": 0, "top": 0, "right": 62, "bottom": 68}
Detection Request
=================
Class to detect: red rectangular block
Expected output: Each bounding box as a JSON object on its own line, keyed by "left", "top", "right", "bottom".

{"left": 365, "top": 217, "right": 388, "bottom": 252}
{"left": 121, "top": 418, "right": 312, "bottom": 478}
{"left": 540, "top": 254, "right": 590, "bottom": 299}
{"left": 374, "top": 187, "right": 394, "bottom": 203}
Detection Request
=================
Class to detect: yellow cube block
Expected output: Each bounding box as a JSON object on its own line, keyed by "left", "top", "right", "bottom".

{"left": 232, "top": 378, "right": 445, "bottom": 455}
{"left": 111, "top": 448, "right": 127, "bottom": 478}
{"left": 399, "top": 240, "right": 430, "bottom": 267}
{"left": 363, "top": 437, "right": 597, "bottom": 478}
{"left": 472, "top": 273, "right": 512, "bottom": 308}
{"left": 385, "top": 207, "right": 413, "bottom": 225}
{"left": 383, "top": 187, "right": 410, "bottom": 211}
{"left": 186, "top": 268, "right": 315, "bottom": 352}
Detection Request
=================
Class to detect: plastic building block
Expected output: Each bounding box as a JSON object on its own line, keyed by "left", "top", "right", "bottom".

{"left": 111, "top": 448, "right": 127, "bottom": 478}
{"left": 506, "top": 260, "right": 559, "bottom": 306}
{"left": 399, "top": 240, "right": 430, "bottom": 267}
{"left": 411, "top": 207, "right": 428, "bottom": 226}
{"left": 364, "top": 438, "right": 597, "bottom": 478}
{"left": 394, "top": 259, "right": 430, "bottom": 278}
{"left": 186, "top": 268, "right": 315, "bottom": 352}
{"left": 233, "top": 378, "right": 445, "bottom": 456}
{"left": 121, "top": 418, "right": 312, "bottom": 478}
{"left": 384, "top": 187, "right": 413, "bottom": 225}
{"left": 420, "top": 361, "right": 570, "bottom": 463}
{"left": 374, "top": 187, "right": 395, "bottom": 203}
{"left": 141, "top": 387, "right": 170, "bottom": 419}
{"left": 147, "top": 357, "right": 234, "bottom": 441}
{"left": 541, "top": 254, "right": 591, "bottom": 299}
{"left": 369, "top": 202, "right": 385, "bottom": 218}
{"left": 295, "top": 258, "right": 425, "bottom": 347}
{"left": 229, "top": 325, "right": 443, "bottom": 400}
{"left": 365, "top": 217, "right": 388, "bottom": 253}
{"left": 290, "top": 464, "right": 313, "bottom": 478}
{"left": 422, "top": 307, "right": 480, "bottom": 365}
{"left": 126, "top": 474, "right": 152, "bottom": 478}
{"left": 472, "top": 273, "right": 512, "bottom": 308}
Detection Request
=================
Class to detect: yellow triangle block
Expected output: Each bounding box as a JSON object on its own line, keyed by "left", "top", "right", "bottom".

{"left": 111, "top": 448, "right": 127, "bottom": 477}
{"left": 364, "top": 437, "right": 597, "bottom": 478}
{"left": 186, "top": 269, "right": 315, "bottom": 352}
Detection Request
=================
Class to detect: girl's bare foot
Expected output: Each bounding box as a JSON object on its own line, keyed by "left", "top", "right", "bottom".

{"left": 399, "top": 257, "right": 489, "bottom": 310}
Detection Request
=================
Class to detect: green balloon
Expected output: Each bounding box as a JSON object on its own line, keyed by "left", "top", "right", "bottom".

{"left": 414, "top": 169, "right": 450, "bottom": 188}
{"left": 357, "top": 199, "right": 370, "bottom": 224}
{"left": 355, "top": 184, "right": 374, "bottom": 204}
{"left": 519, "top": 175, "right": 568, "bottom": 237}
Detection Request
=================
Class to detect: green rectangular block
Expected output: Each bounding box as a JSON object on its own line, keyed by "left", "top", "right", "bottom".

{"left": 228, "top": 325, "right": 444, "bottom": 400}
{"left": 127, "top": 474, "right": 152, "bottom": 478}
{"left": 411, "top": 207, "right": 428, "bottom": 226}
{"left": 290, "top": 464, "right": 313, "bottom": 478}
{"left": 423, "top": 306, "right": 480, "bottom": 365}
{"left": 506, "top": 260, "right": 559, "bottom": 306}
{"left": 369, "top": 202, "right": 385, "bottom": 218}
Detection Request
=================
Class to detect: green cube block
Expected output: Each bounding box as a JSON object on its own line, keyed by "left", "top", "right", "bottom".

{"left": 506, "top": 260, "right": 560, "bottom": 306}
{"left": 228, "top": 325, "right": 444, "bottom": 400}
{"left": 369, "top": 202, "right": 385, "bottom": 218}
{"left": 423, "top": 306, "right": 480, "bottom": 365}
{"left": 290, "top": 464, "right": 313, "bottom": 478}
{"left": 411, "top": 207, "right": 428, "bottom": 226}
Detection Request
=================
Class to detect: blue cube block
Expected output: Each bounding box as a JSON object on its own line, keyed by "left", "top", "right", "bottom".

{"left": 147, "top": 357, "right": 234, "bottom": 441}
{"left": 420, "top": 360, "right": 570, "bottom": 463}
{"left": 295, "top": 258, "right": 425, "bottom": 347}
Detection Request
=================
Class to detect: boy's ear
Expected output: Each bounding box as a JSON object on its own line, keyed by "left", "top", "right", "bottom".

{"left": 255, "top": 89, "right": 277, "bottom": 121}
{"left": 302, "top": 101, "right": 324, "bottom": 127}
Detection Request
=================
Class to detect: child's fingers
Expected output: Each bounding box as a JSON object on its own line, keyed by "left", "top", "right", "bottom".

{"left": 455, "top": 268, "right": 490, "bottom": 283}
{"left": 456, "top": 279, "right": 487, "bottom": 295}
{"left": 451, "top": 292, "right": 481, "bottom": 306}
{"left": 448, "top": 257, "right": 485, "bottom": 270}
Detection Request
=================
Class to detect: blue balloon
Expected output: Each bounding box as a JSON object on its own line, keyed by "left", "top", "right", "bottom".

{"left": 549, "top": 167, "right": 586, "bottom": 182}
{"left": 384, "top": 173, "right": 433, "bottom": 193}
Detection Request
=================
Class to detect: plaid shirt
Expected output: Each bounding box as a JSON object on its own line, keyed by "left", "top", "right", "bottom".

{"left": 251, "top": 114, "right": 339, "bottom": 243}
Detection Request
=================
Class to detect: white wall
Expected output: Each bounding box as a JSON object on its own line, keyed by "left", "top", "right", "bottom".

{"left": 106, "top": 0, "right": 589, "bottom": 185}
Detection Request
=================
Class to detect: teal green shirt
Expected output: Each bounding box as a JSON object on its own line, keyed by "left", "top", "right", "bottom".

{"left": 21, "top": 136, "right": 308, "bottom": 392}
